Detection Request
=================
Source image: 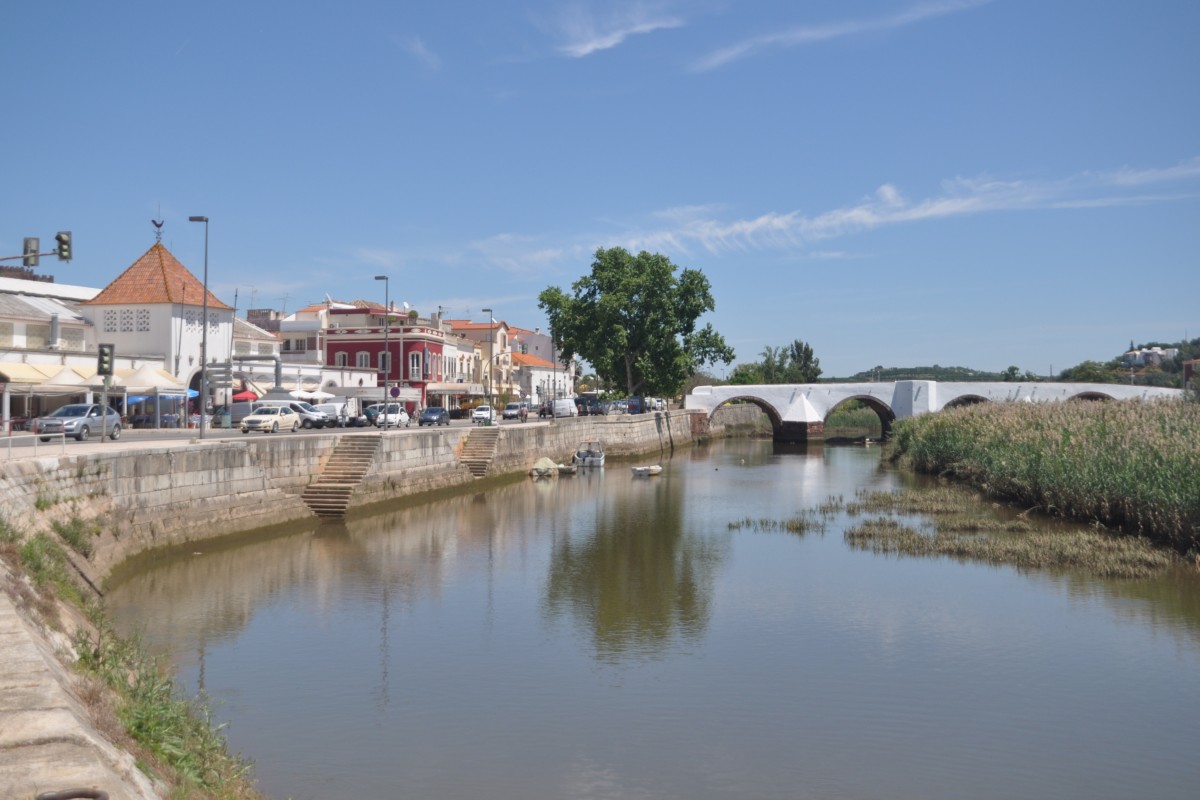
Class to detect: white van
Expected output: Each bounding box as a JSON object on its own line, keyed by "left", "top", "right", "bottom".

{"left": 553, "top": 398, "right": 578, "bottom": 418}
{"left": 315, "top": 402, "right": 351, "bottom": 427}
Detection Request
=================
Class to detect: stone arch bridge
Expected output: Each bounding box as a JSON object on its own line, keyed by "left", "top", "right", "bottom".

{"left": 686, "top": 381, "right": 1183, "bottom": 443}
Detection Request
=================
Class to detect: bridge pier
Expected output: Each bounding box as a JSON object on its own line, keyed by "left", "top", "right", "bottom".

{"left": 777, "top": 420, "right": 823, "bottom": 444}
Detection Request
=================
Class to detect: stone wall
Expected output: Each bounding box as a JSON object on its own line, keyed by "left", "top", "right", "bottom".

{"left": 0, "top": 410, "right": 723, "bottom": 582}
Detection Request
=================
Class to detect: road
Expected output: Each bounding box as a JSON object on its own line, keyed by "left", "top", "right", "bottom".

{"left": 0, "top": 416, "right": 545, "bottom": 457}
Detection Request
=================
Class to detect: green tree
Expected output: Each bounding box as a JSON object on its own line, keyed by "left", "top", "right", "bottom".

{"left": 781, "top": 338, "right": 821, "bottom": 383}
{"left": 728, "top": 363, "right": 764, "bottom": 385}
{"left": 1002, "top": 365, "right": 1021, "bottom": 382}
{"left": 1060, "top": 360, "right": 1118, "bottom": 383}
{"left": 539, "top": 247, "right": 734, "bottom": 397}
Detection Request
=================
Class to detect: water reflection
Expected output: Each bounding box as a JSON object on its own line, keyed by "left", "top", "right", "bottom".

{"left": 103, "top": 440, "right": 1200, "bottom": 800}
{"left": 543, "top": 470, "right": 725, "bottom": 662}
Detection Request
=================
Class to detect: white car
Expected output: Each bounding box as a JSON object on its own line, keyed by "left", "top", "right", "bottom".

{"left": 472, "top": 405, "right": 496, "bottom": 423}
{"left": 241, "top": 405, "right": 300, "bottom": 433}
{"left": 375, "top": 403, "right": 411, "bottom": 428}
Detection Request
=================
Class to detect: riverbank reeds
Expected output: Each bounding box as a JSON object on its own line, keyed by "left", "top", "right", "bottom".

{"left": 887, "top": 398, "right": 1200, "bottom": 556}
{"left": 0, "top": 519, "right": 261, "bottom": 799}
{"left": 841, "top": 487, "right": 1178, "bottom": 579}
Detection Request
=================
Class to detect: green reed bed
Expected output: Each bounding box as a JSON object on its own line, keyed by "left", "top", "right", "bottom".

{"left": 729, "top": 512, "right": 826, "bottom": 536}
{"left": 845, "top": 516, "right": 1175, "bottom": 579}
{"left": 888, "top": 398, "right": 1200, "bottom": 556}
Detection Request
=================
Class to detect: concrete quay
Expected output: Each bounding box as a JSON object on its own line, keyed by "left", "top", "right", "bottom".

{"left": 0, "top": 408, "right": 750, "bottom": 798}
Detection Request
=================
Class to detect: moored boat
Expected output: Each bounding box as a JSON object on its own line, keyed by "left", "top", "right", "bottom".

{"left": 558, "top": 463, "right": 578, "bottom": 476}
{"left": 631, "top": 465, "right": 662, "bottom": 476}
{"left": 573, "top": 440, "right": 606, "bottom": 467}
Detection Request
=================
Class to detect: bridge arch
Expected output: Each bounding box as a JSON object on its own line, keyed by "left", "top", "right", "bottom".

{"left": 712, "top": 396, "right": 785, "bottom": 437}
{"left": 825, "top": 396, "right": 896, "bottom": 439}
{"left": 943, "top": 394, "right": 988, "bottom": 409}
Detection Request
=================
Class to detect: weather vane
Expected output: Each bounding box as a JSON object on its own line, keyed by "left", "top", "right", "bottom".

{"left": 152, "top": 217, "right": 164, "bottom": 243}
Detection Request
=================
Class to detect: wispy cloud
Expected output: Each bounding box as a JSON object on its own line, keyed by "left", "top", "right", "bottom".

{"left": 551, "top": 2, "right": 684, "bottom": 58}
{"left": 692, "top": 0, "right": 991, "bottom": 72}
{"left": 395, "top": 35, "right": 442, "bottom": 70}
{"left": 615, "top": 157, "right": 1200, "bottom": 255}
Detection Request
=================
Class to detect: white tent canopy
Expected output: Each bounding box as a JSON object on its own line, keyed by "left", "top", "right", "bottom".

{"left": 117, "top": 363, "right": 186, "bottom": 391}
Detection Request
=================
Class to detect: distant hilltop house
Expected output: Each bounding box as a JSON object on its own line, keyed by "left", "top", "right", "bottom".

{"left": 1122, "top": 347, "right": 1179, "bottom": 368}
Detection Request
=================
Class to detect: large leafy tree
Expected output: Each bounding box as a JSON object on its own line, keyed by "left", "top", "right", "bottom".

{"left": 538, "top": 247, "right": 734, "bottom": 398}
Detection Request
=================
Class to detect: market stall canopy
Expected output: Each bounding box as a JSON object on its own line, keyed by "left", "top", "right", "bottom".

{"left": 115, "top": 363, "right": 187, "bottom": 392}
{"left": 291, "top": 389, "right": 334, "bottom": 401}
{"left": 0, "top": 363, "right": 60, "bottom": 384}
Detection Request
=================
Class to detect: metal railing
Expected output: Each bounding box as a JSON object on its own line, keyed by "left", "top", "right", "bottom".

{"left": 3, "top": 429, "right": 68, "bottom": 459}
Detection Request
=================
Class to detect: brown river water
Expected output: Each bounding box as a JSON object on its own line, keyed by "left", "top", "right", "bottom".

{"left": 106, "top": 438, "right": 1200, "bottom": 799}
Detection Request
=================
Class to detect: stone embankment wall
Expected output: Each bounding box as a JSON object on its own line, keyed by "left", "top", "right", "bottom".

{"left": 0, "top": 407, "right": 759, "bottom": 582}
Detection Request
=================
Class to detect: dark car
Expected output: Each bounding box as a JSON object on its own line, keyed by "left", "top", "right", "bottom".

{"left": 419, "top": 407, "right": 451, "bottom": 426}
{"left": 35, "top": 403, "right": 122, "bottom": 441}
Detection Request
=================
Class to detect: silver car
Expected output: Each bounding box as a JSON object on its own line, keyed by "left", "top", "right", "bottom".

{"left": 35, "top": 403, "right": 122, "bottom": 442}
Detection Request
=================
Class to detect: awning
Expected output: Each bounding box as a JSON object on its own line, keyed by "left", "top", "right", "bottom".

{"left": 0, "top": 364, "right": 60, "bottom": 384}
{"left": 425, "top": 382, "right": 484, "bottom": 395}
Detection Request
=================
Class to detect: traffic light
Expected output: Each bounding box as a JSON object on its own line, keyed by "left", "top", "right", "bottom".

{"left": 23, "top": 237, "right": 39, "bottom": 267}
{"left": 97, "top": 343, "right": 115, "bottom": 376}
{"left": 55, "top": 231, "right": 72, "bottom": 261}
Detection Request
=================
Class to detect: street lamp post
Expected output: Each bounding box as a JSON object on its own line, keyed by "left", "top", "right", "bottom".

{"left": 375, "top": 275, "right": 390, "bottom": 429}
{"left": 188, "top": 216, "right": 209, "bottom": 439}
{"left": 481, "top": 307, "right": 493, "bottom": 408}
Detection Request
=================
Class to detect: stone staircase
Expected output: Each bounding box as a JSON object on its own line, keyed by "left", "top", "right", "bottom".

{"left": 302, "top": 435, "right": 382, "bottom": 518}
{"left": 460, "top": 425, "right": 500, "bottom": 477}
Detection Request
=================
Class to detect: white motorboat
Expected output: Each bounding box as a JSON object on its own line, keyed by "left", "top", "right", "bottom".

{"left": 573, "top": 440, "right": 606, "bottom": 467}
{"left": 631, "top": 465, "right": 662, "bottom": 476}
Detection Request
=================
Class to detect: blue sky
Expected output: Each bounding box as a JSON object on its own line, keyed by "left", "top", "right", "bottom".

{"left": 3, "top": 0, "right": 1197, "bottom": 378}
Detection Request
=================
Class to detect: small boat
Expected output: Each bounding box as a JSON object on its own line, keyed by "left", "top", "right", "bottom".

{"left": 573, "top": 440, "right": 606, "bottom": 468}
{"left": 631, "top": 465, "right": 662, "bottom": 477}
{"left": 557, "top": 463, "right": 577, "bottom": 476}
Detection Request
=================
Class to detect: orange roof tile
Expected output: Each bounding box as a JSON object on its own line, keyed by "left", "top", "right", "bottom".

{"left": 512, "top": 352, "right": 555, "bottom": 368}
{"left": 82, "top": 242, "right": 233, "bottom": 309}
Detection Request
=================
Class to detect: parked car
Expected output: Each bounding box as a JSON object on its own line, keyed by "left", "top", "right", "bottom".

{"left": 363, "top": 404, "right": 382, "bottom": 426}
{"left": 259, "top": 400, "right": 329, "bottom": 429}
{"left": 375, "top": 403, "right": 411, "bottom": 428}
{"left": 419, "top": 407, "right": 451, "bottom": 427}
{"left": 502, "top": 402, "right": 523, "bottom": 420}
{"left": 240, "top": 405, "right": 300, "bottom": 434}
{"left": 35, "top": 403, "right": 122, "bottom": 442}
{"left": 472, "top": 404, "right": 496, "bottom": 423}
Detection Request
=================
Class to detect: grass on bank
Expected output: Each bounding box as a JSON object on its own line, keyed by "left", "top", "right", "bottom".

{"left": 887, "top": 398, "right": 1200, "bottom": 556}
{"left": 0, "top": 517, "right": 260, "bottom": 799}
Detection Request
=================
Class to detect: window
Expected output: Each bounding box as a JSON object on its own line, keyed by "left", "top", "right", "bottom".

{"left": 26, "top": 324, "right": 50, "bottom": 349}
{"left": 257, "top": 343, "right": 274, "bottom": 355}
{"left": 234, "top": 341, "right": 251, "bottom": 355}
{"left": 409, "top": 352, "right": 421, "bottom": 379}
{"left": 137, "top": 308, "right": 151, "bottom": 332}
{"left": 120, "top": 309, "right": 134, "bottom": 332}
{"left": 380, "top": 351, "right": 391, "bottom": 375}
{"left": 103, "top": 310, "right": 117, "bottom": 333}
{"left": 62, "top": 328, "right": 84, "bottom": 351}
{"left": 356, "top": 352, "right": 370, "bottom": 369}
{"left": 335, "top": 352, "right": 348, "bottom": 367}
{"left": 0, "top": 321, "right": 12, "bottom": 347}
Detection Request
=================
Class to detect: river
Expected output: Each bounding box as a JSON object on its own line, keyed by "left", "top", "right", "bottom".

{"left": 106, "top": 438, "right": 1200, "bottom": 799}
